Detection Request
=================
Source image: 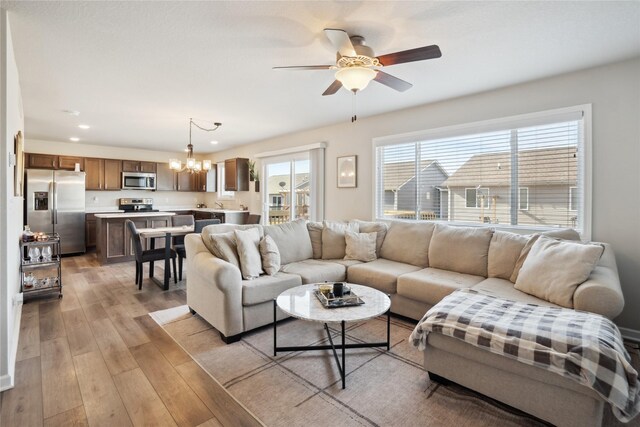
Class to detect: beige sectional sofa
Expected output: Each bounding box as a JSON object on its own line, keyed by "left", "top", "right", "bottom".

{"left": 184, "top": 219, "right": 624, "bottom": 426}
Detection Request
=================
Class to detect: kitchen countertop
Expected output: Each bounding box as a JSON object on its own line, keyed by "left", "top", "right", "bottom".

{"left": 94, "top": 211, "right": 177, "bottom": 219}
{"left": 192, "top": 208, "right": 247, "bottom": 213}
{"left": 86, "top": 208, "right": 125, "bottom": 213}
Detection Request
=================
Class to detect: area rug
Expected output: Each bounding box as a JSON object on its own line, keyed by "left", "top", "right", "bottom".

{"left": 150, "top": 306, "right": 640, "bottom": 427}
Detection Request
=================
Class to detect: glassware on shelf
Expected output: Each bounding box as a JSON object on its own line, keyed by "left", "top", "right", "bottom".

{"left": 23, "top": 273, "right": 34, "bottom": 289}
{"left": 28, "top": 247, "right": 41, "bottom": 263}
{"left": 41, "top": 245, "right": 52, "bottom": 262}
{"left": 22, "top": 225, "right": 35, "bottom": 242}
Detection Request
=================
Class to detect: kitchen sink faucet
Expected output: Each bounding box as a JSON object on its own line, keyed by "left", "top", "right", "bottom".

{"left": 215, "top": 202, "right": 224, "bottom": 209}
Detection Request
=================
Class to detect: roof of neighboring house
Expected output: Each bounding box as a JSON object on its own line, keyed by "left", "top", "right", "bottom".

{"left": 443, "top": 146, "right": 577, "bottom": 187}
{"left": 267, "top": 173, "right": 309, "bottom": 195}
{"left": 382, "top": 160, "right": 447, "bottom": 191}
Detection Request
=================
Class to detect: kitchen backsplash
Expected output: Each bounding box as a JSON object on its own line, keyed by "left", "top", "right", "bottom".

{"left": 85, "top": 190, "right": 207, "bottom": 211}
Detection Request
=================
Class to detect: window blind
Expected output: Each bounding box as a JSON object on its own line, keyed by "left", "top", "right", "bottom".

{"left": 375, "top": 112, "right": 585, "bottom": 234}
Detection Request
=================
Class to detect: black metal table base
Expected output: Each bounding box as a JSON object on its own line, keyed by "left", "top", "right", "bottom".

{"left": 273, "top": 299, "right": 391, "bottom": 389}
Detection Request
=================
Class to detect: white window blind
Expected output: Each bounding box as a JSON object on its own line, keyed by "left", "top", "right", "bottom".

{"left": 375, "top": 107, "right": 587, "bottom": 235}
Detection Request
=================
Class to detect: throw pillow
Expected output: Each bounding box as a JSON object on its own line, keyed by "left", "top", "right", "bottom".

{"left": 307, "top": 221, "right": 324, "bottom": 259}
{"left": 509, "top": 234, "right": 541, "bottom": 282}
{"left": 355, "top": 220, "right": 388, "bottom": 255}
{"left": 234, "top": 228, "right": 264, "bottom": 280}
{"left": 487, "top": 231, "right": 530, "bottom": 281}
{"left": 321, "top": 221, "right": 359, "bottom": 260}
{"left": 514, "top": 235, "right": 604, "bottom": 308}
{"left": 209, "top": 232, "right": 240, "bottom": 269}
{"left": 259, "top": 235, "right": 281, "bottom": 276}
{"left": 263, "top": 219, "right": 313, "bottom": 265}
{"left": 344, "top": 231, "right": 377, "bottom": 262}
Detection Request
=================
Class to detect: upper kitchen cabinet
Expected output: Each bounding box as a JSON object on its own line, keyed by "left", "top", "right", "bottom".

{"left": 197, "top": 166, "right": 217, "bottom": 192}
{"left": 122, "top": 160, "right": 157, "bottom": 173}
{"left": 224, "top": 158, "right": 249, "bottom": 191}
{"left": 58, "top": 156, "right": 84, "bottom": 171}
{"left": 27, "top": 153, "right": 58, "bottom": 169}
{"left": 156, "top": 162, "right": 177, "bottom": 191}
{"left": 104, "top": 159, "right": 122, "bottom": 190}
{"left": 177, "top": 170, "right": 196, "bottom": 191}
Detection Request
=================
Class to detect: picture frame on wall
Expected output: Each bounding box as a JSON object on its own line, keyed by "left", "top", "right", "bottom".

{"left": 14, "top": 131, "right": 24, "bottom": 197}
{"left": 337, "top": 155, "right": 357, "bottom": 188}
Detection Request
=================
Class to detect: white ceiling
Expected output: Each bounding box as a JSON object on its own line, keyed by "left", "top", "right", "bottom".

{"left": 4, "top": 1, "right": 640, "bottom": 153}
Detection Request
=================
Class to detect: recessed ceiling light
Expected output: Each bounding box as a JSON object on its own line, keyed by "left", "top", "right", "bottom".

{"left": 69, "top": 137, "right": 80, "bottom": 142}
{"left": 63, "top": 110, "right": 80, "bottom": 116}
{"left": 78, "top": 124, "right": 90, "bottom": 129}
{"left": 210, "top": 140, "right": 219, "bottom": 145}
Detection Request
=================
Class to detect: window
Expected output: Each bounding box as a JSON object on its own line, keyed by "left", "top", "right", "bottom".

{"left": 465, "top": 188, "right": 490, "bottom": 208}
{"left": 216, "top": 162, "right": 234, "bottom": 199}
{"left": 519, "top": 187, "right": 529, "bottom": 211}
{"left": 374, "top": 105, "right": 590, "bottom": 236}
{"left": 270, "top": 195, "right": 283, "bottom": 208}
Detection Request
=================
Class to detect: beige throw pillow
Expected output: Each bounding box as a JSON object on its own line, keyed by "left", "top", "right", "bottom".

{"left": 234, "top": 228, "right": 264, "bottom": 280}
{"left": 321, "top": 221, "right": 359, "bottom": 260}
{"left": 210, "top": 232, "right": 240, "bottom": 269}
{"left": 514, "top": 236, "right": 604, "bottom": 308}
{"left": 307, "top": 221, "right": 324, "bottom": 259}
{"left": 487, "top": 231, "right": 530, "bottom": 281}
{"left": 344, "top": 231, "right": 377, "bottom": 262}
{"left": 355, "top": 220, "right": 388, "bottom": 255}
{"left": 259, "top": 235, "right": 281, "bottom": 276}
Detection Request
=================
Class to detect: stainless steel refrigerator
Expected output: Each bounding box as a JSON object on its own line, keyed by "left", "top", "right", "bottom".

{"left": 26, "top": 169, "right": 86, "bottom": 254}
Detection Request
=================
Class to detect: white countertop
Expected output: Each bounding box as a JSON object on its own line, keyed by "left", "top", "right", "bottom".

{"left": 192, "top": 208, "right": 247, "bottom": 213}
{"left": 85, "top": 208, "right": 125, "bottom": 213}
{"left": 94, "top": 211, "right": 176, "bottom": 219}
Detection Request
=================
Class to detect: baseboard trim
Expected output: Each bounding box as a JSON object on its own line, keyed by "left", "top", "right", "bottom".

{"left": 619, "top": 327, "right": 640, "bottom": 343}
{"left": 1, "top": 300, "right": 22, "bottom": 392}
{"left": 0, "top": 373, "right": 14, "bottom": 391}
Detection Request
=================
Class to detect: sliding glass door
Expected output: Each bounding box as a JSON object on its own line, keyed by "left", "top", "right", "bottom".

{"left": 263, "top": 154, "right": 313, "bottom": 224}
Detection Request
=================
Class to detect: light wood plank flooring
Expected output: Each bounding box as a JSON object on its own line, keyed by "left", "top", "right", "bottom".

{"left": 0, "top": 253, "right": 261, "bottom": 427}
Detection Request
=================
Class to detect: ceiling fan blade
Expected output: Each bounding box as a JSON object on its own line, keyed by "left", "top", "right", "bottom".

{"left": 373, "top": 71, "right": 413, "bottom": 92}
{"left": 377, "top": 45, "right": 442, "bottom": 66}
{"left": 322, "top": 80, "right": 343, "bottom": 96}
{"left": 273, "top": 65, "right": 333, "bottom": 70}
{"left": 324, "top": 28, "right": 356, "bottom": 57}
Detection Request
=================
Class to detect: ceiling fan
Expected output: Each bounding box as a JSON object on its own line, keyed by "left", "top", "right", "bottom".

{"left": 274, "top": 28, "right": 442, "bottom": 96}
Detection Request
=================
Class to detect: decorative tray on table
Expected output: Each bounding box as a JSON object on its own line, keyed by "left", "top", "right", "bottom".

{"left": 314, "top": 283, "right": 365, "bottom": 309}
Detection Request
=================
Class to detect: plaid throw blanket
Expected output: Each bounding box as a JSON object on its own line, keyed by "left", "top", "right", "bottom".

{"left": 410, "top": 289, "right": 640, "bottom": 422}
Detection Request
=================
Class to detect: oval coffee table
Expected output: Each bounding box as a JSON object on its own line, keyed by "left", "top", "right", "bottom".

{"left": 274, "top": 283, "right": 391, "bottom": 389}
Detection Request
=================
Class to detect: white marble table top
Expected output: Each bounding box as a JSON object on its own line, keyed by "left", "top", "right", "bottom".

{"left": 276, "top": 284, "right": 390, "bottom": 323}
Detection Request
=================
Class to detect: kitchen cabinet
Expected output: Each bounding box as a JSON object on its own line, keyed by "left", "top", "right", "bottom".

{"left": 58, "top": 156, "right": 84, "bottom": 171}
{"left": 156, "top": 162, "right": 177, "bottom": 191}
{"left": 104, "top": 159, "right": 122, "bottom": 190}
{"left": 85, "top": 213, "right": 97, "bottom": 247}
{"left": 84, "top": 158, "right": 104, "bottom": 190}
{"left": 224, "top": 158, "right": 249, "bottom": 191}
{"left": 177, "top": 171, "right": 196, "bottom": 192}
{"left": 28, "top": 153, "right": 58, "bottom": 169}
{"left": 122, "top": 160, "right": 156, "bottom": 173}
{"left": 196, "top": 167, "right": 217, "bottom": 192}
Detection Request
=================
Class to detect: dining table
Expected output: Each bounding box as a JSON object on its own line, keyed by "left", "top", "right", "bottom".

{"left": 137, "top": 225, "right": 194, "bottom": 290}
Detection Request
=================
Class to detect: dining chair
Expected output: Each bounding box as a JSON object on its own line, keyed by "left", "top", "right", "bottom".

{"left": 171, "top": 218, "right": 221, "bottom": 281}
{"left": 172, "top": 215, "right": 194, "bottom": 281}
{"left": 126, "top": 220, "right": 178, "bottom": 290}
{"left": 195, "top": 218, "right": 221, "bottom": 233}
{"left": 246, "top": 214, "right": 261, "bottom": 224}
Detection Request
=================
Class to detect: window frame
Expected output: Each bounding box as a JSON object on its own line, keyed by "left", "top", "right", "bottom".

{"left": 372, "top": 104, "right": 592, "bottom": 240}
{"left": 569, "top": 186, "right": 578, "bottom": 212}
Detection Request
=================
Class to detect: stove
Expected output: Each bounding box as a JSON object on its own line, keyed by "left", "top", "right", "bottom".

{"left": 118, "top": 198, "right": 159, "bottom": 213}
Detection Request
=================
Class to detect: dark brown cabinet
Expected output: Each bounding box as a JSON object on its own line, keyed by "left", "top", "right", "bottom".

{"left": 85, "top": 213, "right": 97, "bottom": 248}
{"left": 96, "top": 215, "right": 172, "bottom": 264}
{"left": 104, "top": 159, "right": 122, "bottom": 190}
{"left": 156, "top": 162, "right": 177, "bottom": 191}
{"left": 84, "top": 158, "right": 104, "bottom": 190}
{"left": 28, "top": 153, "right": 58, "bottom": 169}
{"left": 58, "top": 156, "right": 84, "bottom": 170}
{"left": 196, "top": 167, "right": 217, "bottom": 192}
{"left": 224, "top": 158, "right": 249, "bottom": 191}
{"left": 177, "top": 171, "right": 196, "bottom": 192}
{"left": 122, "top": 160, "right": 156, "bottom": 173}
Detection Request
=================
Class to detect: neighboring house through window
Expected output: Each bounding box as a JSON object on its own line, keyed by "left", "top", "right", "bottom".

{"left": 465, "top": 187, "right": 490, "bottom": 208}
{"left": 519, "top": 187, "right": 529, "bottom": 211}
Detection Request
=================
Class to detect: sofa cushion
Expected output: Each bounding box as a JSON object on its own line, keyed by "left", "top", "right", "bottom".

{"left": 235, "top": 228, "right": 263, "bottom": 280}
{"left": 307, "top": 221, "right": 324, "bottom": 259}
{"left": 280, "top": 259, "right": 346, "bottom": 284}
{"left": 472, "top": 278, "right": 559, "bottom": 308}
{"left": 264, "top": 219, "right": 313, "bottom": 265}
{"left": 354, "top": 220, "right": 388, "bottom": 255}
{"left": 242, "top": 272, "right": 302, "bottom": 306}
{"left": 344, "top": 231, "right": 377, "bottom": 262}
{"left": 202, "top": 224, "right": 263, "bottom": 256}
{"left": 488, "top": 231, "right": 530, "bottom": 281}
{"left": 347, "top": 258, "right": 422, "bottom": 294}
{"left": 514, "top": 236, "right": 604, "bottom": 308}
{"left": 259, "top": 235, "right": 280, "bottom": 276}
{"left": 428, "top": 224, "right": 493, "bottom": 277}
{"left": 327, "top": 258, "right": 363, "bottom": 268}
{"left": 397, "top": 267, "right": 484, "bottom": 306}
{"left": 322, "top": 221, "right": 359, "bottom": 260}
{"left": 379, "top": 221, "right": 434, "bottom": 267}
{"left": 209, "top": 231, "right": 240, "bottom": 268}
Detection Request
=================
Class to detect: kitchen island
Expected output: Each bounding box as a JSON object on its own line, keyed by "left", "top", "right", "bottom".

{"left": 95, "top": 212, "right": 176, "bottom": 265}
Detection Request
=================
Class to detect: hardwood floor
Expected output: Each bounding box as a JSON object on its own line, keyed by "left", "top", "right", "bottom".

{"left": 0, "top": 253, "right": 262, "bottom": 427}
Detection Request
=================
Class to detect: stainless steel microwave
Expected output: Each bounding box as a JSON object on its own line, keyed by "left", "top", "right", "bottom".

{"left": 122, "top": 172, "right": 156, "bottom": 190}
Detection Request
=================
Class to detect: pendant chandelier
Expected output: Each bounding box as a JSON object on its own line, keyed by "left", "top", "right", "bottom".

{"left": 169, "top": 118, "right": 221, "bottom": 173}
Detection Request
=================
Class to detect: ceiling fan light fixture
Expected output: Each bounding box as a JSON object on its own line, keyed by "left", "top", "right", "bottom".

{"left": 335, "top": 66, "right": 376, "bottom": 92}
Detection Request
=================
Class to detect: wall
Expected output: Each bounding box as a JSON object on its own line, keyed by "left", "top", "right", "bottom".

{"left": 25, "top": 139, "right": 210, "bottom": 210}
{"left": 206, "top": 58, "right": 640, "bottom": 333}
{"left": 0, "top": 9, "right": 25, "bottom": 390}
